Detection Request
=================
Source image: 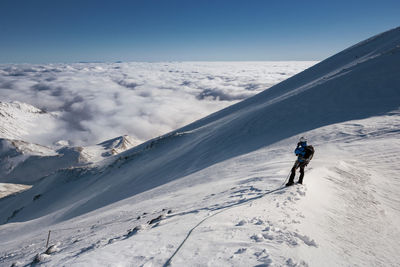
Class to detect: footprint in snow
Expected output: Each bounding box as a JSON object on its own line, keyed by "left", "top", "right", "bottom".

{"left": 262, "top": 232, "right": 274, "bottom": 240}
{"left": 259, "top": 222, "right": 317, "bottom": 248}
{"left": 250, "top": 234, "right": 264, "bottom": 242}
{"left": 236, "top": 219, "right": 247, "bottom": 226}
{"left": 287, "top": 196, "right": 294, "bottom": 202}
{"left": 254, "top": 248, "right": 268, "bottom": 257}
{"left": 250, "top": 217, "right": 265, "bottom": 225}
{"left": 255, "top": 219, "right": 264, "bottom": 225}
{"left": 254, "top": 249, "right": 272, "bottom": 266}
{"left": 124, "top": 225, "right": 144, "bottom": 239}
{"left": 293, "top": 232, "right": 318, "bottom": 247}
{"left": 285, "top": 258, "right": 309, "bottom": 267}
{"left": 148, "top": 214, "right": 165, "bottom": 225}
{"left": 234, "top": 248, "right": 247, "bottom": 254}
{"left": 296, "top": 187, "right": 306, "bottom": 196}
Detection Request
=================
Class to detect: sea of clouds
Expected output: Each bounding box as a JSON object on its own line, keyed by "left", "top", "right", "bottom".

{"left": 0, "top": 61, "right": 316, "bottom": 146}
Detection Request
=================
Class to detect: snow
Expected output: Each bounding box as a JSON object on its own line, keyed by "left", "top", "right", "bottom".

{"left": 0, "top": 26, "right": 400, "bottom": 266}
{"left": 0, "top": 101, "right": 58, "bottom": 143}
{"left": 0, "top": 183, "right": 31, "bottom": 198}
{"left": 0, "top": 135, "right": 138, "bottom": 185}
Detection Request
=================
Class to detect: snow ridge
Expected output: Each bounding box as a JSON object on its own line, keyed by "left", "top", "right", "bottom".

{"left": 0, "top": 101, "right": 56, "bottom": 142}
{"left": 0, "top": 27, "right": 400, "bottom": 266}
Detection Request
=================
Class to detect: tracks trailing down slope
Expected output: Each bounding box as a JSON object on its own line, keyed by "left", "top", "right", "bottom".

{"left": 1, "top": 27, "right": 399, "bottom": 227}
{"left": 163, "top": 174, "right": 291, "bottom": 266}
{"left": 0, "top": 27, "right": 400, "bottom": 267}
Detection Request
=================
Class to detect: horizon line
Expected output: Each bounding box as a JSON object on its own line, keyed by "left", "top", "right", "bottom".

{"left": 0, "top": 59, "right": 322, "bottom": 65}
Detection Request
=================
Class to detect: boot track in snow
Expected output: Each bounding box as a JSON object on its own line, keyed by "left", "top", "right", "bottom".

{"left": 163, "top": 174, "right": 292, "bottom": 266}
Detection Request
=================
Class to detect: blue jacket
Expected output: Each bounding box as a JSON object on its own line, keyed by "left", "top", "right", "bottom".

{"left": 295, "top": 142, "right": 307, "bottom": 162}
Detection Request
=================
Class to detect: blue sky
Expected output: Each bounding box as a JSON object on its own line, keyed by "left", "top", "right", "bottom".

{"left": 0, "top": 0, "right": 399, "bottom": 63}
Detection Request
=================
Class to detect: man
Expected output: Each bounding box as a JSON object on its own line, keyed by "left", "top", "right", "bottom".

{"left": 286, "top": 137, "right": 314, "bottom": 186}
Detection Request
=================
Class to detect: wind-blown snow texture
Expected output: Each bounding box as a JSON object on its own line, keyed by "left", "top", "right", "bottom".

{"left": 1, "top": 27, "right": 400, "bottom": 266}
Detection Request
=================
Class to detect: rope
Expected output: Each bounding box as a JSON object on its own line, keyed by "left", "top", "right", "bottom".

{"left": 163, "top": 171, "right": 292, "bottom": 266}
{"left": 280, "top": 171, "right": 291, "bottom": 187}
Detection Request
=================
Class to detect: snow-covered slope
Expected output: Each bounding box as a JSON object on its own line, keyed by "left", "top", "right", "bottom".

{"left": 0, "top": 135, "right": 139, "bottom": 185}
{"left": 0, "top": 27, "right": 399, "bottom": 266}
{"left": 0, "top": 183, "right": 31, "bottom": 199}
{"left": 0, "top": 101, "right": 58, "bottom": 143}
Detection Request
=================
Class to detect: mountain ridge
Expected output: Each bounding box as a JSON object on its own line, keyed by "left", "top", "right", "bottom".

{"left": 0, "top": 27, "right": 399, "bottom": 266}
{"left": 1, "top": 26, "right": 399, "bottom": 224}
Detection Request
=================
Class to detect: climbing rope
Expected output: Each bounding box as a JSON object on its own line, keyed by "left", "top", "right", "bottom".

{"left": 163, "top": 171, "right": 292, "bottom": 266}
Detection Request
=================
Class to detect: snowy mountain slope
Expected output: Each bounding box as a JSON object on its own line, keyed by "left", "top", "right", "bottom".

{"left": 0, "top": 27, "right": 400, "bottom": 266}
{"left": 0, "top": 183, "right": 31, "bottom": 199}
{"left": 0, "top": 135, "right": 139, "bottom": 185}
{"left": 0, "top": 101, "right": 59, "bottom": 143}
{"left": 1, "top": 113, "right": 399, "bottom": 266}
{"left": 168, "top": 114, "right": 400, "bottom": 267}
{"left": 3, "top": 26, "right": 398, "bottom": 224}
{"left": 0, "top": 138, "right": 59, "bottom": 184}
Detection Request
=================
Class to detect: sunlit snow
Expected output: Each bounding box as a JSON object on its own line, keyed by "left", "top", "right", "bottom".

{"left": 0, "top": 27, "right": 400, "bottom": 267}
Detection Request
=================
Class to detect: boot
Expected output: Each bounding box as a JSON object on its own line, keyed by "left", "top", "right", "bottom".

{"left": 286, "top": 181, "right": 294, "bottom": 186}
{"left": 286, "top": 170, "right": 296, "bottom": 186}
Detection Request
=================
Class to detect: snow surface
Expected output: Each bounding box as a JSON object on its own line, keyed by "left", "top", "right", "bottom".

{"left": 0, "top": 135, "right": 139, "bottom": 185}
{"left": 0, "top": 27, "right": 400, "bottom": 266}
{"left": 0, "top": 183, "right": 31, "bottom": 199}
{"left": 0, "top": 101, "right": 59, "bottom": 143}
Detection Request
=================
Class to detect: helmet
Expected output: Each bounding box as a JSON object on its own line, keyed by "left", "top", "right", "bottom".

{"left": 299, "top": 136, "right": 307, "bottom": 143}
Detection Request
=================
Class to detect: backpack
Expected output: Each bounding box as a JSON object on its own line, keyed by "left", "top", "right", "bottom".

{"left": 304, "top": 145, "right": 314, "bottom": 161}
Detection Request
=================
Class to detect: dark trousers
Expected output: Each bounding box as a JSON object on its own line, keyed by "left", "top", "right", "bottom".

{"left": 288, "top": 160, "right": 306, "bottom": 184}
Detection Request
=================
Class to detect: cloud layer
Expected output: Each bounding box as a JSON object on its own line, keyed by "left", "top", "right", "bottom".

{"left": 0, "top": 62, "right": 316, "bottom": 146}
